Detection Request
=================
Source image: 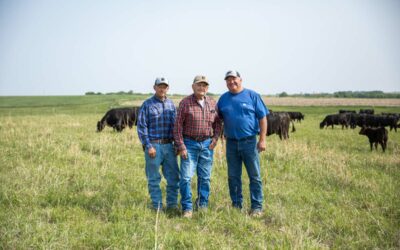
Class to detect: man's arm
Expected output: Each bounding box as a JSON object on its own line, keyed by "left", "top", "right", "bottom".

{"left": 257, "top": 116, "right": 267, "bottom": 152}
{"left": 137, "top": 104, "right": 152, "bottom": 150}
{"left": 173, "top": 101, "right": 186, "bottom": 152}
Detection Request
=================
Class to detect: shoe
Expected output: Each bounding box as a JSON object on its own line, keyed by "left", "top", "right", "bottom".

{"left": 165, "top": 206, "right": 180, "bottom": 214}
{"left": 182, "top": 210, "right": 193, "bottom": 218}
{"left": 249, "top": 209, "right": 263, "bottom": 218}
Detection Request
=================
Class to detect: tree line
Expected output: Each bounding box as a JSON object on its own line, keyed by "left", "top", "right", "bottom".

{"left": 277, "top": 91, "right": 400, "bottom": 98}
{"left": 85, "top": 90, "right": 399, "bottom": 98}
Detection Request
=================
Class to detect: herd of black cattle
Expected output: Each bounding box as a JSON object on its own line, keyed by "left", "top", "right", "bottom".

{"left": 97, "top": 107, "right": 399, "bottom": 152}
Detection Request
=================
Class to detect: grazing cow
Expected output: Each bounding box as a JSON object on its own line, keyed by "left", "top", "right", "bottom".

{"left": 359, "top": 126, "right": 388, "bottom": 152}
{"left": 270, "top": 111, "right": 296, "bottom": 132}
{"left": 359, "top": 109, "right": 374, "bottom": 115}
{"left": 339, "top": 109, "right": 356, "bottom": 114}
{"left": 267, "top": 112, "right": 293, "bottom": 140}
{"left": 97, "top": 107, "right": 139, "bottom": 132}
{"left": 355, "top": 114, "right": 398, "bottom": 132}
{"left": 287, "top": 111, "right": 305, "bottom": 123}
{"left": 320, "top": 114, "right": 349, "bottom": 129}
{"left": 344, "top": 113, "right": 359, "bottom": 129}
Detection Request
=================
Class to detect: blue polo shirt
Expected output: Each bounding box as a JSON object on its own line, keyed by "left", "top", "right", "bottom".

{"left": 217, "top": 88, "right": 269, "bottom": 140}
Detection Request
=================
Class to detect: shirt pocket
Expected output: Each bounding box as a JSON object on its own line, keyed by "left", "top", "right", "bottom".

{"left": 240, "top": 102, "right": 255, "bottom": 116}
{"left": 206, "top": 109, "right": 216, "bottom": 123}
{"left": 149, "top": 106, "right": 161, "bottom": 118}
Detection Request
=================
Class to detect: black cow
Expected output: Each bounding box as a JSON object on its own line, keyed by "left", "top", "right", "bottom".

{"left": 344, "top": 113, "right": 359, "bottom": 129}
{"left": 320, "top": 114, "right": 349, "bottom": 129}
{"left": 267, "top": 112, "right": 294, "bottom": 140}
{"left": 339, "top": 109, "right": 356, "bottom": 114}
{"left": 97, "top": 107, "right": 139, "bottom": 132}
{"left": 355, "top": 114, "right": 398, "bottom": 132}
{"left": 359, "top": 109, "right": 374, "bottom": 115}
{"left": 287, "top": 112, "right": 305, "bottom": 123}
{"left": 359, "top": 126, "right": 388, "bottom": 152}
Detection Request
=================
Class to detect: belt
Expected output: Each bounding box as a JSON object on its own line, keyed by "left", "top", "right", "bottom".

{"left": 150, "top": 138, "right": 173, "bottom": 144}
{"left": 183, "top": 135, "right": 211, "bottom": 142}
{"left": 227, "top": 135, "right": 256, "bottom": 142}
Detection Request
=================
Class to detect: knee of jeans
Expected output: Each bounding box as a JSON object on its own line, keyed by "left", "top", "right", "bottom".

{"left": 179, "top": 175, "right": 192, "bottom": 183}
{"left": 249, "top": 176, "right": 262, "bottom": 183}
{"left": 147, "top": 173, "right": 161, "bottom": 183}
{"left": 198, "top": 175, "right": 210, "bottom": 181}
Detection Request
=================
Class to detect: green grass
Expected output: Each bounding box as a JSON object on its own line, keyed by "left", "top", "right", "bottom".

{"left": 0, "top": 96, "right": 399, "bottom": 249}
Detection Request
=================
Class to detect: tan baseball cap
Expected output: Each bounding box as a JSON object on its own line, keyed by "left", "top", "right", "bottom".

{"left": 193, "top": 75, "right": 209, "bottom": 85}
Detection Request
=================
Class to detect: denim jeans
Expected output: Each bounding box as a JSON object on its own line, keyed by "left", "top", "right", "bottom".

{"left": 180, "top": 138, "right": 214, "bottom": 212}
{"left": 226, "top": 136, "right": 263, "bottom": 210}
{"left": 145, "top": 143, "right": 180, "bottom": 209}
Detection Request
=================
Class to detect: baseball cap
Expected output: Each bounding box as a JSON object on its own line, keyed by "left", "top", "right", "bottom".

{"left": 154, "top": 77, "right": 169, "bottom": 86}
{"left": 224, "top": 70, "right": 241, "bottom": 80}
{"left": 193, "top": 75, "right": 209, "bottom": 85}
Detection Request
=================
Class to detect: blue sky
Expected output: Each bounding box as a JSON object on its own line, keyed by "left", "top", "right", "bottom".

{"left": 0, "top": 0, "right": 399, "bottom": 95}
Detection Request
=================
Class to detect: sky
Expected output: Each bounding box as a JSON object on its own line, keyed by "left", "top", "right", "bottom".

{"left": 0, "top": 0, "right": 399, "bottom": 96}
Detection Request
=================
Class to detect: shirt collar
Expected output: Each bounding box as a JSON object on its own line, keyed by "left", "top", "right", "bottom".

{"left": 191, "top": 94, "right": 208, "bottom": 103}
{"left": 152, "top": 95, "right": 168, "bottom": 103}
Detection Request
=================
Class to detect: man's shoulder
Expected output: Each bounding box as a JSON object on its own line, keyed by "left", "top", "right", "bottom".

{"left": 179, "top": 95, "right": 194, "bottom": 105}
{"left": 245, "top": 89, "right": 261, "bottom": 97}
{"left": 141, "top": 97, "right": 155, "bottom": 107}
{"left": 164, "top": 97, "right": 176, "bottom": 106}
{"left": 217, "top": 91, "right": 230, "bottom": 103}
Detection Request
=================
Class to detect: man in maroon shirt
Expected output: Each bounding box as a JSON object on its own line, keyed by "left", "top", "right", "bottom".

{"left": 174, "top": 75, "right": 222, "bottom": 218}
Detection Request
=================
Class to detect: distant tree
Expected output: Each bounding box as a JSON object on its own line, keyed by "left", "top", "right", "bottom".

{"left": 85, "top": 91, "right": 96, "bottom": 95}
{"left": 279, "top": 92, "right": 288, "bottom": 97}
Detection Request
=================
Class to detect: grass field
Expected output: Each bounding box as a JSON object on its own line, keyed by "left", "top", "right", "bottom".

{"left": 0, "top": 95, "right": 399, "bottom": 249}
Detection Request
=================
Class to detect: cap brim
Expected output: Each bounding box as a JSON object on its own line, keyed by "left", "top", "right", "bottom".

{"left": 194, "top": 81, "right": 209, "bottom": 85}
{"left": 224, "top": 74, "right": 237, "bottom": 80}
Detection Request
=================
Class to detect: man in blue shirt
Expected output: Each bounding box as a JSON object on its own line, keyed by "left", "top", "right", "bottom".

{"left": 217, "top": 70, "right": 269, "bottom": 217}
{"left": 137, "top": 77, "right": 180, "bottom": 211}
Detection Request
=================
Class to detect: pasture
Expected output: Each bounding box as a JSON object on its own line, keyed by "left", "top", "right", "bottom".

{"left": 0, "top": 95, "right": 399, "bottom": 249}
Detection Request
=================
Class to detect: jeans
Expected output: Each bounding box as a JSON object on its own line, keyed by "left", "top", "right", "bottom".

{"left": 180, "top": 138, "right": 214, "bottom": 212}
{"left": 226, "top": 136, "right": 263, "bottom": 210}
{"left": 145, "top": 143, "right": 180, "bottom": 209}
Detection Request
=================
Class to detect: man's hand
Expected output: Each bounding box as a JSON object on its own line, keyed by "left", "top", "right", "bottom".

{"left": 179, "top": 149, "right": 188, "bottom": 160}
{"left": 257, "top": 139, "right": 266, "bottom": 153}
{"left": 148, "top": 147, "right": 156, "bottom": 158}
{"left": 209, "top": 138, "right": 217, "bottom": 150}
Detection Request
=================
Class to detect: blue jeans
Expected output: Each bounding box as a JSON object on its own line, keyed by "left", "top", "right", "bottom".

{"left": 180, "top": 138, "right": 214, "bottom": 212}
{"left": 226, "top": 136, "right": 263, "bottom": 210}
{"left": 145, "top": 143, "right": 180, "bottom": 209}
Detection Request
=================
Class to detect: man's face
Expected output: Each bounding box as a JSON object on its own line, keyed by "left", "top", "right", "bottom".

{"left": 192, "top": 82, "right": 209, "bottom": 98}
{"left": 225, "top": 76, "right": 243, "bottom": 93}
{"left": 154, "top": 84, "right": 169, "bottom": 98}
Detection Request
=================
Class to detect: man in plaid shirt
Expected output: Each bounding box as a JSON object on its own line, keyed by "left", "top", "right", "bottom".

{"left": 174, "top": 75, "right": 222, "bottom": 218}
{"left": 137, "top": 77, "right": 180, "bottom": 211}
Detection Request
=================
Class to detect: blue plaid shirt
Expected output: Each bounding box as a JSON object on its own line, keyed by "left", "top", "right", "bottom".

{"left": 137, "top": 95, "right": 176, "bottom": 149}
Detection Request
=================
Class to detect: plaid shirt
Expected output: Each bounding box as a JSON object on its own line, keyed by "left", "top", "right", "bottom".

{"left": 137, "top": 95, "right": 176, "bottom": 149}
{"left": 173, "top": 94, "right": 222, "bottom": 151}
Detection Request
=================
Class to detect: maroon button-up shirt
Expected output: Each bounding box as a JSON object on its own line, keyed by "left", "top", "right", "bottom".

{"left": 173, "top": 94, "right": 222, "bottom": 151}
